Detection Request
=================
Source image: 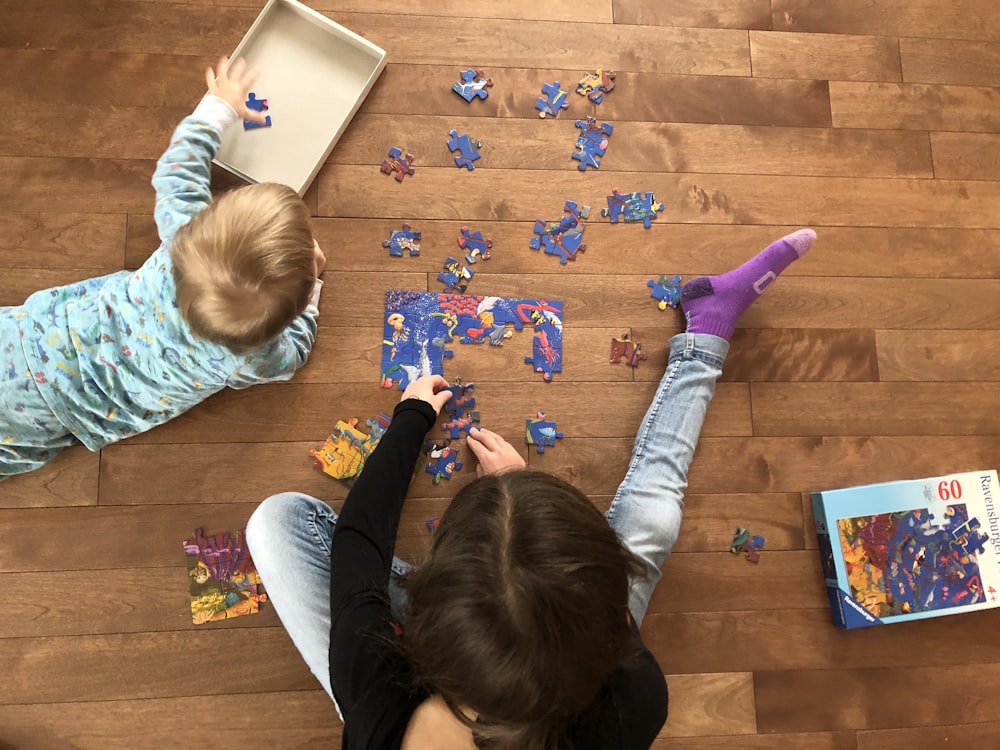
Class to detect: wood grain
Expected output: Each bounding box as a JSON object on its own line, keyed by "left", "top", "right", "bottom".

{"left": 613, "top": 0, "right": 772, "bottom": 30}
{"left": 750, "top": 31, "right": 902, "bottom": 82}
{"left": 830, "top": 81, "right": 1000, "bottom": 132}
{"left": 900, "top": 38, "right": 1000, "bottom": 86}
{"left": 931, "top": 132, "right": 1000, "bottom": 180}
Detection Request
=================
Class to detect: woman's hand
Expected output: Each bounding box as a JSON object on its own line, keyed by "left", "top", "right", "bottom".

{"left": 400, "top": 375, "right": 453, "bottom": 416}
{"left": 205, "top": 56, "right": 268, "bottom": 125}
{"left": 466, "top": 427, "right": 526, "bottom": 477}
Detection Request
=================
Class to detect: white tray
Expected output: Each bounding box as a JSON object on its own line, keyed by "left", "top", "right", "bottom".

{"left": 214, "top": 0, "right": 387, "bottom": 194}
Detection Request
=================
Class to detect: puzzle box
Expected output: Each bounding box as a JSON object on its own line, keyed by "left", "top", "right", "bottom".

{"left": 812, "top": 470, "right": 1000, "bottom": 628}
{"left": 214, "top": 0, "right": 387, "bottom": 194}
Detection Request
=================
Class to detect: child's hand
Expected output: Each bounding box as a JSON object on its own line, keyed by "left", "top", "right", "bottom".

{"left": 400, "top": 375, "right": 453, "bottom": 416}
{"left": 313, "top": 239, "right": 327, "bottom": 277}
{"left": 466, "top": 427, "right": 526, "bottom": 477}
{"left": 205, "top": 56, "right": 267, "bottom": 125}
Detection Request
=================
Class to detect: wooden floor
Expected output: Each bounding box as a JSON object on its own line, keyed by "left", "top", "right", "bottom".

{"left": 3, "top": 0, "right": 1000, "bottom": 747}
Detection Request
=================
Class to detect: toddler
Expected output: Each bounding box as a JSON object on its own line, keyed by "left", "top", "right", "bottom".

{"left": 0, "top": 58, "right": 325, "bottom": 480}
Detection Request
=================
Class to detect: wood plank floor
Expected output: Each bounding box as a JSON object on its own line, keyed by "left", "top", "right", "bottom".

{"left": 2, "top": 0, "right": 1000, "bottom": 747}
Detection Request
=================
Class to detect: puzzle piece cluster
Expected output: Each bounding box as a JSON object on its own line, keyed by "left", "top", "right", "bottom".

{"left": 525, "top": 411, "right": 563, "bottom": 453}
{"left": 447, "top": 129, "right": 483, "bottom": 170}
{"left": 529, "top": 200, "right": 590, "bottom": 264}
{"left": 535, "top": 80, "right": 569, "bottom": 118}
{"left": 730, "top": 527, "right": 766, "bottom": 563}
{"left": 572, "top": 117, "right": 613, "bottom": 171}
{"left": 457, "top": 226, "right": 492, "bottom": 264}
{"left": 380, "top": 146, "right": 415, "bottom": 182}
{"left": 453, "top": 67, "right": 493, "bottom": 102}
{"left": 244, "top": 92, "right": 271, "bottom": 130}
{"left": 609, "top": 333, "right": 648, "bottom": 367}
{"left": 310, "top": 413, "right": 393, "bottom": 482}
{"left": 382, "top": 223, "right": 421, "bottom": 257}
{"left": 647, "top": 274, "right": 683, "bottom": 310}
{"left": 602, "top": 188, "right": 664, "bottom": 228}
{"left": 576, "top": 68, "right": 616, "bottom": 104}
{"left": 441, "top": 378, "right": 481, "bottom": 439}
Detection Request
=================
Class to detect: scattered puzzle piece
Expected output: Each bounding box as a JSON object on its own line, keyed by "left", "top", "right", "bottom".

{"left": 382, "top": 223, "right": 422, "bottom": 257}
{"left": 438, "top": 257, "right": 475, "bottom": 293}
{"left": 529, "top": 201, "right": 590, "bottom": 264}
{"left": 647, "top": 274, "right": 683, "bottom": 310}
{"left": 457, "top": 226, "right": 493, "bottom": 264}
{"left": 730, "top": 527, "right": 765, "bottom": 563}
{"left": 572, "top": 117, "right": 613, "bottom": 171}
{"left": 576, "top": 68, "right": 616, "bottom": 104}
{"left": 535, "top": 80, "right": 569, "bottom": 118}
{"left": 244, "top": 92, "right": 271, "bottom": 130}
{"left": 602, "top": 188, "right": 664, "bottom": 228}
{"left": 453, "top": 67, "right": 493, "bottom": 102}
{"left": 525, "top": 411, "right": 563, "bottom": 453}
{"left": 381, "top": 147, "right": 415, "bottom": 182}
{"left": 609, "top": 333, "right": 648, "bottom": 367}
{"left": 426, "top": 442, "right": 462, "bottom": 483}
{"left": 447, "top": 129, "right": 483, "bottom": 170}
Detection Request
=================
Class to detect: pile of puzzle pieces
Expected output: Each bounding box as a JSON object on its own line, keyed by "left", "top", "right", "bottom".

{"left": 572, "top": 116, "right": 613, "bottom": 171}
{"left": 730, "top": 527, "right": 766, "bottom": 563}
{"left": 530, "top": 200, "right": 589, "bottom": 265}
{"left": 602, "top": 189, "right": 663, "bottom": 228}
{"left": 310, "top": 413, "right": 392, "bottom": 481}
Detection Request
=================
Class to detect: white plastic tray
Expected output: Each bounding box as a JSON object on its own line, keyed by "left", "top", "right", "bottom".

{"left": 214, "top": 0, "right": 387, "bottom": 194}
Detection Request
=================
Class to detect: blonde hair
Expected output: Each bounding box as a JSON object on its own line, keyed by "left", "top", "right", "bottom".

{"left": 171, "top": 182, "right": 315, "bottom": 353}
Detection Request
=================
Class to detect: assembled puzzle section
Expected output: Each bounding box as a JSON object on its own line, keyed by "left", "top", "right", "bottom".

{"left": 310, "top": 413, "right": 392, "bottom": 482}
{"left": 380, "top": 291, "right": 564, "bottom": 389}
{"left": 183, "top": 528, "right": 266, "bottom": 624}
{"left": 530, "top": 200, "right": 590, "bottom": 264}
{"left": 441, "top": 378, "right": 481, "bottom": 439}
{"left": 214, "top": 0, "right": 387, "bottom": 194}
{"left": 812, "top": 470, "right": 1000, "bottom": 629}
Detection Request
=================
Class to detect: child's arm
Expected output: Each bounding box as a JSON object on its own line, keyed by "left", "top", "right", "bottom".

{"left": 151, "top": 58, "right": 267, "bottom": 243}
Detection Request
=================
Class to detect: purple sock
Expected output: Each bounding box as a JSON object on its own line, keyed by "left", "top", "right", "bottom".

{"left": 680, "top": 229, "right": 816, "bottom": 340}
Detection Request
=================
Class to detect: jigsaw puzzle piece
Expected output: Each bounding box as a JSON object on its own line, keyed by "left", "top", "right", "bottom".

{"left": 425, "top": 442, "right": 463, "bottom": 483}
{"left": 382, "top": 223, "right": 422, "bottom": 257}
{"left": 525, "top": 411, "right": 564, "bottom": 453}
{"left": 453, "top": 68, "right": 493, "bottom": 102}
{"left": 647, "top": 274, "right": 683, "bottom": 310}
{"left": 576, "top": 68, "right": 616, "bottom": 104}
{"left": 523, "top": 322, "right": 562, "bottom": 381}
{"left": 438, "top": 257, "right": 475, "bottom": 293}
{"left": 571, "top": 117, "right": 613, "bottom": 171}
{"left": 447, "top": 129, "right": 483, "bottom": 170}
{"left": 621, "top": 191, "right": 664, "bottom": 228}
{"left": 535, "top": 81, "right": 569, "bottom": 118}
{"left": 380, "top": 147, "right": 415, "bottom": 182}
{"left": 243, "top": 92, "right": 272, "bottom": 130}
{"left": 458, "top": 226, "right": 493, "bottom": 263}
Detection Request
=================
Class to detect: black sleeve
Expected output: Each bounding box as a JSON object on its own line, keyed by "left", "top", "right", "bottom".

{"left": 328, "top": 398, "right": 437, "bottom": 713}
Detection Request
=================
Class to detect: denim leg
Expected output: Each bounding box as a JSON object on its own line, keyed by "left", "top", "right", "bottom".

{"left": 605, "top": 333, "right": 728, "bottom": 625}
{"left": 245, "top": 492, "right": 414, "bottom": 710}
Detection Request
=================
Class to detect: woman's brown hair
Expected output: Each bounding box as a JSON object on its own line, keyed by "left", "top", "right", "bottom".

{"left": 400, "top": 470, "right": 645, "bottom": 750}
{"left": 171, "top": 182, "right": 315, "bottom": 353}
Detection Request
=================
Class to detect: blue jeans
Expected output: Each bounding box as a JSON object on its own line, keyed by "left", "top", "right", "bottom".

{"left": 246, "top": 332, "right": 727, "bottom": 701}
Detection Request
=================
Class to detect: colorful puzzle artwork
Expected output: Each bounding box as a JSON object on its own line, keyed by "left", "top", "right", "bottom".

{"left": 602, "top": 188, "right": 664, "bottom": 228}
{"left": 183, "top": 528, "right": 266, "bottom": 625}
{"left": 525, "top": 411, "right": 563, "bottom": 453}
{"left": 380, "top": 146, "right": 415, "bottom": 182}
{"left": 572, "top": 116, "right": 613, "bottom": 171}
{"left": 453, "top": 68, "right": 493, "bottom": 102}
{"left": 382, "top": 223, "right": 421, "bottom": 257}
{"left": 425, "top": 441, "right": 463, "bottom": 483}
{"left": 310, "top": 413, "right": 392, "bottom": 481}
{"left": 576, "top": 68, "right": 616, "bottom": 104}
{"left": 647, "top": 274, "right": 683, "bottom": 310}
{"left": 441, "top": 378, "right": 481, "bottom": 439}
{"left": 529, "top": 200, "right": 590, "bottom": 265}
{"left": 458, "top": 227, "right": 493, "bottom": 264}
{"left": 837, "top": 504, "right": 990, "bottom": 618}
{"left": 380, "top": 291, "right": 564, "bottom": 389}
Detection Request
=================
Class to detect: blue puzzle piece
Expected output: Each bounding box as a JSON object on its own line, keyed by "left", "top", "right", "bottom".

{"left": 525, "top": 412, "right": 563, "bottom": 453}
{"left": 244, "top": 92, "right": 272, "bottom": 130}
{"left": 426, "top": 443, "right": 462, "bottom": 483}
{"left": 576, "top": 69, "right": 616, "bottom": 104}
{"left": 453, "top": 68, "right": 493, "bottom": 102}
{"left": 571, "top": 117, "right": 613, "bottom": 171}
{"left": 442, "top": 410, "right": 481, "bottom": 439}
{"left": 457, "top": 226, "right": 493, "bottom": 263}
{"left": 535, "top": 81, "right": 569, "bottom": 118}
{"left": 380, "top": 147, "right": 415, "bottom": 182}
{"left": 443, "top": 379, "right": 476, "bottom": 421}
{"left": 447, "top": 129, "right": 483, "bottom": 170}
{"left": 529, "top": 201, "right": 590, "bottom": 264}
{"left": 523, "top": 322, "right": 562, "bottom": 381}
{"left": 382, "top": 223, "right": 421, "bottom": 257}
{"left": 438, "top": 257, "right": 474, "bottom": 293}
{"left": 601, "top": 188, "right": 663, "bottom": 228}
{"left": 647, "top": 274, "right": 683, "bottom": 310}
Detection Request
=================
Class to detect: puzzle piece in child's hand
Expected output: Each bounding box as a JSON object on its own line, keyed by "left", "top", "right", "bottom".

{"left": 457, "top": 226, "right": 493, "bottom": 263}
{"left": 438, "top": 256, "right": 475, "bottom": 293}
{"left": 535, "top": 80, "right": 569, "bottom": 118}
{"left": 571, "top": 117, "right": 613, "bottom": 171}
{"left": 647, "top": 274, "right": 683, "bottom": 310}
{"left": 183, "top": 528, "right": 265, "bottom": 624}
{"left": 453, "top": 67, "right": 493, "bottom": 102}
{"left": 447, "top": 130, "right": 483, "bottom": 170}
{"left": 243, "top": 92, "right": 272, "bottom": 130}
{"left": 380, "top": 147, "right": 415, "bottom": 182}
{"left": 609, "top": 333, "right": 647, "bottom": 367}
{"left": 523, "top": 324, "right": 562, "bottom": 381}
{"left": 525, "top": 411, "right": 563, "bottom": 453}
{"left": 529, "top": 201, "right": 590, "bottom": 264}
{"left": 576, "top": 68, "right": 616, "bottom": 104}
{"left": 425, "top": 442, "right": 462, "bottom": 483}
{"left": 382, "top": 223, "right": 422, "bottom": 257}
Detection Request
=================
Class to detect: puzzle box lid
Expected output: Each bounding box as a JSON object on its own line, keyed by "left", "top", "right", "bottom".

{"left": 214, "top": 0, "right": 386, "bottom": 195}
